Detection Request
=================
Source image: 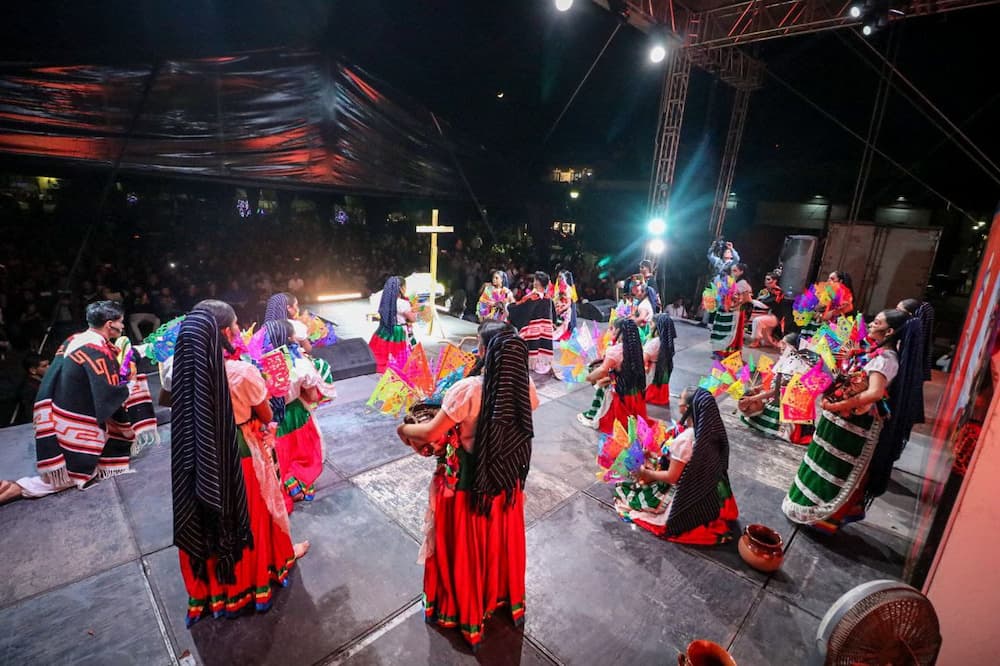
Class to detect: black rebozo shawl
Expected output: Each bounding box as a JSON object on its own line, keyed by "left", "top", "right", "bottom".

{"left": 171, "top": 310, "right": 252, "bottom": 584}
{"left": 471, "top": 331, "right": 535, "bottom": 515}
{"left": 666, "top": 389, "right": 732, "bottom": 537}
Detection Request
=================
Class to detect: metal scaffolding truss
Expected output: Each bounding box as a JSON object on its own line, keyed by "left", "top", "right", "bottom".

{"left": 648, "top": 50, "right": 693, "bottom": 218}
{"left": 594, "top": 0, "right": 1000, "bottom": 49}
{"left": 709, "top": 86, "right": 752, "bottom": 235}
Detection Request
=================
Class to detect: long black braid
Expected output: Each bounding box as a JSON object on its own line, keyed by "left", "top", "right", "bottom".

{"left": 614, "top": 318, "right": 646, "bottom": 396}
{"left": 652, "top": 313, "right": 676, "bottom": 383}
{"left": 377, "top": 276, "right": 403, "bottom": 337}
{"left": 865, "top": 307, "right": 929, "bottom": 504}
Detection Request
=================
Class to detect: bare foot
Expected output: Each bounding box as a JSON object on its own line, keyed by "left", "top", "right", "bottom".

{"left": 293, "top": 540, "right": 310, "bottom": 560}
{"left": 0, "top": 480, "right": 23, "bottom": 505}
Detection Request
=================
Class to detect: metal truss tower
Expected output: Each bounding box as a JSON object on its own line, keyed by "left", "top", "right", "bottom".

{"left": 709, "top": 85, "right": 752, "bottom": 237}
{"left": 648, "top": 50, "right": 692, "bottom": 220}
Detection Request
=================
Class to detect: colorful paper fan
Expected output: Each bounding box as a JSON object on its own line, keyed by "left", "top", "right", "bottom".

{"left": 389, "top": 342, "right": 435, "bottom": 396}
{"left": 597, "top": 416, "right": 676, "bottom": 483}
{"left": 552, "top": 322, "right": 600, "bottom": 383}
{"left": 140, "top": 315, "right": 186, "bottom": 363}
{"left": 298, "top": 310, "right": 338, "bottom": 348}
{"left": 260, "top": 346, "right": 294, "bottom": 398}
{"left": 366, "top": 368, "right": 418, "bottom": 416}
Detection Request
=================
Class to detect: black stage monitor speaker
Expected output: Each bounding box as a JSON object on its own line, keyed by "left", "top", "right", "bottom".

{"left": 579, "top": 299, "right": 616, "bottom": 323}
{"left": 312, "top": 338, "right": 377, "bottom": 380}
{"left": 780, "top": 235, "right": 818, "bottom": 297}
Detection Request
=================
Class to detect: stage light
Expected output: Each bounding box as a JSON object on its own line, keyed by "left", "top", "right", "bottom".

{"left": 649, "top": 44, "right": 667, "bottom": 64}
{"left": 648, "top": 238, "right": 665, "bottom": 255}
{"left": 569, "top": 190, "right": 580, "bottom": 199}
{"left": 647, "top": 217, "right": 666, "bottom": 235}
{"left": 555, "top": 0, "right": 573, "bottom": 11}
{"left": 496, "top": 91, "right": 504, "bottom": 99}
{"left": 849, "top": 5, "right": 862, "bottom": 18}
{"left": 862, "top": 24, "right": 874, "bottom": 36}
{"left": 316, "top": 292, "right": 363, "bottom": 303}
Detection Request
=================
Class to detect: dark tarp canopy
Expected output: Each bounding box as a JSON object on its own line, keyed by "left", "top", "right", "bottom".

{"left": 0, "top": 50, "right": 466, "bottom": 197}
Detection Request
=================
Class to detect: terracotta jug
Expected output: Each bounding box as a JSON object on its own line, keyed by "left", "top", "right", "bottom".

{"left": 677, "top": 640, "right": 737, "bottom": 666}
{"left": 738, "top": 524, "right": 784, "bottom": 573}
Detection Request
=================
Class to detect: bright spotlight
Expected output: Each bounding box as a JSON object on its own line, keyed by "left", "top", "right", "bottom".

{"left": 647, "top": 217, "right": 666, "bottom": 235}
{"left": 849, "top": 5, "right": 862, "bottom": 18}
{"left": 555, "top": 0, "right": 573, "bottom": 11}
{"left": 569, "top": 190, "right": 580, "bottom": 199}
{"left": 649, "top": 44, "right": 667, "bottom": 64}
{"left": 648, "top": 238, "right": 665, "bottom": 255}
{"left": 862, "top": 24, "right": 874, "bottom": 36}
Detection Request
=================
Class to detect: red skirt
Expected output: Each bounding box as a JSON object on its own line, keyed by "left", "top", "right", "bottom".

{"left": 179, "top": 456, "right": 296, "bottom": 627}
{"left": 369, "top": 325, "right": 409, "bottom": 374}
{"left": 275, "top": 401, "right": 324, "bottom": 513}
{"left": 423, "top": 476, "right": 526, "bottom": 648}
{"left": 598, "top": 391, "right": 649, "bottom": 435}
{"left": 631, "top": 496, "right": 740, "bottom": 545}
{"left": 645, "top": 383, "right": 670, "bottom": 406}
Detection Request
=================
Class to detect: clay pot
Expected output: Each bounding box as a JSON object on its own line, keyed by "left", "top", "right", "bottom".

{"left": 738, "top": 524, "right": 785, "bottom": 573}
{"left": 677, "top": 640, "right": 737, "bottom": 666}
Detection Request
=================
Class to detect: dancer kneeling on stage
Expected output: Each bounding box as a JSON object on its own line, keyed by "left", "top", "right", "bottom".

{"left": 396, "top": 320, "right": 539, "bottom": 649}
{"left": 369, "top": 276, "right": 417, "bottom": 373}
{"left": 172, "top": 301, "right": 308, "bottom": 626}
{"left": 616, "top": 387, "right": 739, "bottom": 545}
{"left": 1, "top": 300, "right": 158, "bottom": 505}
{"left": 578, "top": 318, "right": 648, "bottom": 434}
{"left": 740, "top": 332, "right": 816, "bottom": 445}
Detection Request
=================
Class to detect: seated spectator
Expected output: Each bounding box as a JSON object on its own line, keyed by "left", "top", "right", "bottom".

{"left": 16, "top": 352, "right": 49, "bottom": 425}
{"left": 665, "top": 297, "right": 688, "bottom": 319}
{"left": 127, "top": 285, "right": 160, "bottom": 341}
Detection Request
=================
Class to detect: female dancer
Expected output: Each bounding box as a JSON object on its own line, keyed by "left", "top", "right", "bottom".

{"left": 264, "top": 292, "right": 312, "bottom": 352}
{"left": 617, "top": 387, "right": 739, "bottom": 544}
{"left": 740, "top": 332, "right": 816, "bottom": 445}
{"left": 644, "top": 313, "right": 676, "bottom": 406}
{"left": 368, "top": 276, "right": 417, "bottom": 373}
{"left": 800, "top": 271, "right": 854, "bottom": 340}
{"left": 260, "top": 319, "right": 333, "bottom": 512}
{"left": 171, "top": 301, "right": 308, "bottom": 626}
{"left": 396, "top": 320, "right": 538, "bottom": 649}
{"left": 710, "top": 263, "right": 752, "bottom": 357}
{"left": 782, "top": 307, "right": 928, "bottom": 532}
{"left": 552, "top": 270, "right": 578, "bottom": 341}
{"left": 477, "top": 270, "right": 515, "bottom": 322}
{"left": 749, "top": 271, "right": 784, "bottom": 348}
{"left": 577, "top": 318, "right": 648, "bottom": 434}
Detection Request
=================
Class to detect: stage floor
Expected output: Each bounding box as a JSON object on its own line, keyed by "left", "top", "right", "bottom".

{"left": 0, "top": 310, "right": 934, "bottom": 665}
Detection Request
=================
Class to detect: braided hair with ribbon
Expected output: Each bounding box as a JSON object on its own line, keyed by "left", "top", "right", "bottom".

{"left": 377, "top": 276, "right": 404, "bottom": 337}
{"left": 865, "top": 305, "right": 932, "bottom": 504}
{"left": 264, "top": 292, "right": 294, "bottom": 324}
{"left": 471, "top": 326, "right": 535, "bottom": 516}
{"left": 652, "top": 313, "right": 676, "bottom": 384}
{"left": 171, "top": 308, "right": 253, "bottom": 584}
{"left": 613, "top": 318, "right": 646, "bottom": 396}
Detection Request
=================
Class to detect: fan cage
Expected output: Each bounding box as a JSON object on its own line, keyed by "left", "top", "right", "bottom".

{"left": 825, "top": 587, "right": 941, "bottom": 666}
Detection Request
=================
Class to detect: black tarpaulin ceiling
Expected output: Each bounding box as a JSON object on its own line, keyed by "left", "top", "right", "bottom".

{"left": 0, "top": 50, "right": 466, "bottom": 197}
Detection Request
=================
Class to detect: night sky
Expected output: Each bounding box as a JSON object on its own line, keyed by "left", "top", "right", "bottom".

{"left": 1, "top": 0, "right": 997, "bottom": 215}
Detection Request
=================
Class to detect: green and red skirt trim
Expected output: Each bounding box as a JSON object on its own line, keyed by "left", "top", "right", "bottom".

{"left": 180, "top": 452, "right": 296, "bottom": 627}
{"left": 369, "top": 324, "right": 411, "bottom": 373}
{"left": 275, "top": 399, "right": 323, "bottom": 513}
{"left": 598, "top": 390, "right": 650, "bottom": 435}
{"left": 422, "top": 474, "right": 526, "bottom": 648}
{"left": 645, "top": 368, "right": 671, "bottom": 406}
